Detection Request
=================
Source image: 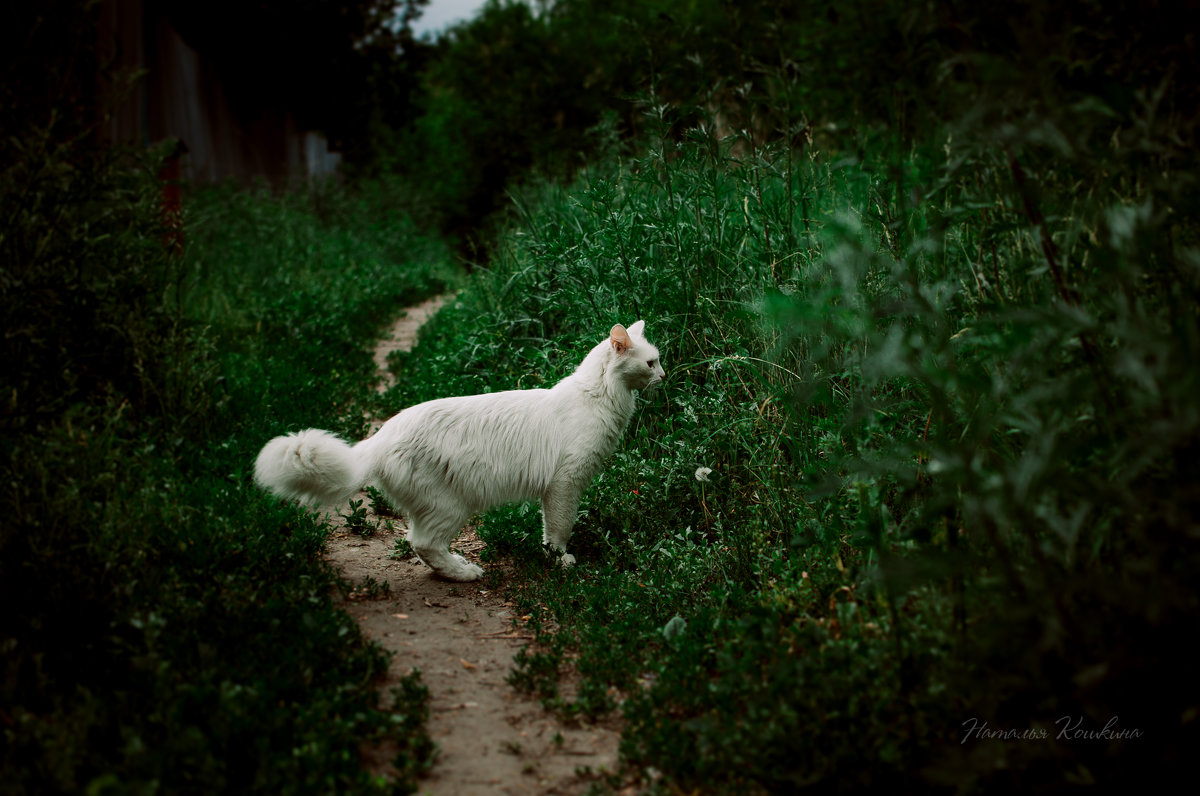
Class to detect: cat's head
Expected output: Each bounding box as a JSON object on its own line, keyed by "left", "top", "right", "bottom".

{"left": 610, "top": 320, "right": 665, "bottom": 390}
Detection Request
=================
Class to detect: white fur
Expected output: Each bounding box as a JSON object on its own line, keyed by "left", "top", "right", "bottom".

{"left": 254, "top": 320, "right": 665, "bottom": 581}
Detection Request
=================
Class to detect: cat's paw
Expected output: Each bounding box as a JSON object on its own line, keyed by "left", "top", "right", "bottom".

{"left": 557, "top": 552, "right": 576, "bottom": 568}
{"left": 446, "top": 554, "right": 484, "bottom": 581}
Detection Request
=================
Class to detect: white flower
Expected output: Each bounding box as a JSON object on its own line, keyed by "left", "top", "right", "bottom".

{"left": 694, "top": 467, "right": 712, "bottom": 482}
{"left": 662, "top": 615, "right": 687, "bottom": 640}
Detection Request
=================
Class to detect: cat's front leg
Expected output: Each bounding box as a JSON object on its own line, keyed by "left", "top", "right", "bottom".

{"left": 541, "top": 482, "right": 582, "bottom": 567}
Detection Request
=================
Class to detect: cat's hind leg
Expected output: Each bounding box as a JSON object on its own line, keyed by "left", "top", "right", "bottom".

{"left": 407, "top": 505, "right": 483, "bottom": 582}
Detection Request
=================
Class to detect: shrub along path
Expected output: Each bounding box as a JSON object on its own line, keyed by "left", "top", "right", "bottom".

{"left": 324, "top": 296, "right": 621, "bottom": 795}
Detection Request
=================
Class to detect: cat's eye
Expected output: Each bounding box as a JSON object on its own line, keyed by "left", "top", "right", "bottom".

{"left": 647, "top": 360, "right": 656, "bottom": 368}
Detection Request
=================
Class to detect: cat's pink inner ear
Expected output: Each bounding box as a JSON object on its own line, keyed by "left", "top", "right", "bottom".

{"left": 610, "top": 324, "right": 632, "bottom": 353}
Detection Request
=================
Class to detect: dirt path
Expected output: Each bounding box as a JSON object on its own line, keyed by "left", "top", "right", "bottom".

{"left": 371, "top": 292, "right": 456, "bottom": 395}
{"left": 325, "top": 295, "right": 621, "bottom": 795}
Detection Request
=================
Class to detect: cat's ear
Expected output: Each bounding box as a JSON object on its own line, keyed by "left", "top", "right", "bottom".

{"left": 610, "top": 324, "right": 632, "bottom": 353}
{"left": 627, "top": 320, "right": 646, "bottom": 338}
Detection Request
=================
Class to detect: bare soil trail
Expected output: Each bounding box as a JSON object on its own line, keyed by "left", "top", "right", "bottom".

{"left": 325, "top": 295, "right": 621, "bottom": 795}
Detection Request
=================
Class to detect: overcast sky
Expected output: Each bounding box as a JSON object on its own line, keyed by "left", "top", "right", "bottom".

{"left": 411, "top": 0, "right": 490, "bottom": 37}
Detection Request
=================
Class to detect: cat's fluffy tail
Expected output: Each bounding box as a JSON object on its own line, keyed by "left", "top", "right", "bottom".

{"left": 254, "top": 429, "right": 370, "bottom": 507}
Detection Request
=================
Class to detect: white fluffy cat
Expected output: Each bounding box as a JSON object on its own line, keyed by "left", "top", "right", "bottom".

{"left": 254, "top": 321, "right": 665, "bottom": 581}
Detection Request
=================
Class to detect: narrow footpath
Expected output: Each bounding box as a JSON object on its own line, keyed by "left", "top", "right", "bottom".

{"left": 325, "top": 294, "right": 621, "bottom": 795}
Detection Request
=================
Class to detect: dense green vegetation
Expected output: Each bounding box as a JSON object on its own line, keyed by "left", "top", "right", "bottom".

{"left": 1, "top": 107, "right": 453, "bottom": 796}
{"left": 377, "top": 0, "right": 1200, "bottom": 791}
{"left": 382, "top": 121, "right": 1199, "bottom": 790}
{"left": 6, "top": 0, "right": 1199, "bottom": 792}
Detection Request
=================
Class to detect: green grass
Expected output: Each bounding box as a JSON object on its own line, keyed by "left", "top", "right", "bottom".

{"left": 373, "top": 103, "right": 1200, "bottom": 791}
{"left": 1, "top": 148, "right": 457, "bottom": 792}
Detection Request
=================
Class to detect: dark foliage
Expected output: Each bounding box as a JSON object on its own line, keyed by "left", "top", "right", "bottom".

{"left": 1, "top": 4, "right": 447, "bottom": 790}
